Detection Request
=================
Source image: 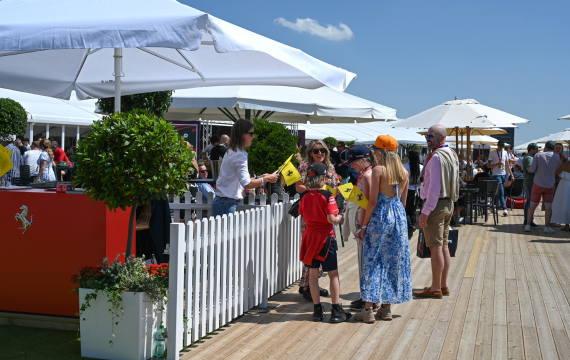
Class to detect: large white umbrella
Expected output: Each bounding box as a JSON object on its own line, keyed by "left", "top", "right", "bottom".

{"left": 514, "top": 140, "right": 543, "bottom": 152}
{"left": 0, "top": 0, "right": 356, "bottom": 112}
{"left": 393, "top": 99, "right": 529, "bottom": 129}
{"left": 534, "top": 128, "right": 570, "bottom": 146}
{"left": 447, "top": 135, "right": 501, "bottom": 146}
{"left": 393, "top": 98, "right": 529, "bottom": 179}
{"left": 166, "top": 86, "right": 396, "bottom": 123}
{"left": 298, "top": 122, "right": 425, "bottom": 144}
{"left": 560, "top": 114, "right": 570, "bottom": 120}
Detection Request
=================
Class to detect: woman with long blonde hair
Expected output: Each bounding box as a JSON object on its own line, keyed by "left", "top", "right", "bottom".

{"left": 354, "top": 135, "right": 412, "bottom": 323}
{"left": 36, "top": 139, "right": 56, "bottom": 182}
{"left": 295, "top": 139, "right": 341, "bottom": 300}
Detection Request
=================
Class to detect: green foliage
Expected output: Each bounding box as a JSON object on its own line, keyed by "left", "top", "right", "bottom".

{"left": 247, "top": 118, "right": 299, "bottom": 175}
{"left": 0, "top": 98, "right": 27, "bottom": 135}
{"left": 345, "top": 140, "right": 355, "bottom": 146}
{"left": 96, "top": 91, "right": 173, "bottom": 117}
{"left": 322, "top": 136, "right": 338, "bottom": 147}
{"left": 73, "top": 110, "right": 192, "bottom": 212}
{"left": 404, "top": 144, "right": 420, "bottom": 152}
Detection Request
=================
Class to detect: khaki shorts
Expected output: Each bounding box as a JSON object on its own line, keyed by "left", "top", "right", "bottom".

{"left": 424, "top": 199, "right": 454, "bottom": 248}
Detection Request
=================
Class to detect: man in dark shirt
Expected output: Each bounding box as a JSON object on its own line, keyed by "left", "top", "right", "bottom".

{"left": 210, "top": 136, "right": 227, "bottom": 161}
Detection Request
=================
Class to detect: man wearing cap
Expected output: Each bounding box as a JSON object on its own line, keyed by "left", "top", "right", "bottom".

{"left": 523, "top": 143, "right": 541, "bottom": 229}
{"left": 488, "top": 140, "right": 513, "bottom": 217}
{"left": 525, "top": 140, "right": 559, "bottom": 233}
{"left": 414, "top": 125, "right": 459, "bottom": 298}
{"left": 340, "top": 145, "right": 375, "bottom": 311}
{"left": 1, "top": 134, "right": 23, "bottom": 185}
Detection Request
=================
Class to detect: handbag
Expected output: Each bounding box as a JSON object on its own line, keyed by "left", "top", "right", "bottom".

{"left": 416, "top": 228, "right": 458, "bottom": 258}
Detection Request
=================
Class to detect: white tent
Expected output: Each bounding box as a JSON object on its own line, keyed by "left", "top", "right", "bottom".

{"left": 0, "top": 89, "right": 100, "bottom": 149}
{"left": 0, "top": 89, "right": 99, "bottom": 126}
{"left": 299, "top": 122, "right": 425, "bottom": 145}
{"left": 166, "top": 86, "right": 396, "bottom": 123}
{"left": 0, "top": 0, "right": 356, "bottom": 112}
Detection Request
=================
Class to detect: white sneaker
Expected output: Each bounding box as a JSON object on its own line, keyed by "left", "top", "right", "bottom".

{"left": 544, "top": 227, "right": 555, "bottom": 234}
{"left": 502, "top": 210, "right": 508, "bottom": 217}
{"left": 524, "top": 225, "right": 531, "bottom": 232}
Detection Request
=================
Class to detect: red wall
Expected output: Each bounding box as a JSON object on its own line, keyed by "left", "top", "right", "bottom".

{"left": 0, "top": 189, "right": 132, "bottom": 317}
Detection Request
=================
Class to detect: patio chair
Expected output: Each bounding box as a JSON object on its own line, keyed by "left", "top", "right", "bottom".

{"left": 507, "top": 178, "right": 525, "bottom": 210}
{"left": 473, "top": 180, "right": 499, "bottom": 225}
{"left": 136, "top": 203, "right": 152, "bottom": 231}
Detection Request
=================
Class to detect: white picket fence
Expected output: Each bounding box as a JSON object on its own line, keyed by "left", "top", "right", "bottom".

{"left": 166, "top": 193, "right": 303, "bottom": 359}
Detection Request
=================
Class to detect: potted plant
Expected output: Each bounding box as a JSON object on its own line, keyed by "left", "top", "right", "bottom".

{"left": 71, "top": 255, "right": 169, "bottom": 360}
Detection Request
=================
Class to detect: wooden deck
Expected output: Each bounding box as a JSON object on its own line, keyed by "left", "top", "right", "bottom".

{"left": 179, "top": 209, "right": 570, "bottom": 360}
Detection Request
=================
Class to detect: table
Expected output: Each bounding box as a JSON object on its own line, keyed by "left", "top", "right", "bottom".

{"left": 459, "top": 188, "right": 478, "bottom": 224}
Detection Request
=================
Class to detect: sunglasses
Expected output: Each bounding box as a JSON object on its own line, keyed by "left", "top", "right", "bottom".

{"left": 425, "top": 134, "right": 435, "bottom": 140}
{"left": 246, "top": 131, "right": 255, "bottom": 136}
{"left": 312, "top": 148, "right": 327, "bottom": 154}
{"left": 199, "top": 170, "right": 208, "bottom": 173}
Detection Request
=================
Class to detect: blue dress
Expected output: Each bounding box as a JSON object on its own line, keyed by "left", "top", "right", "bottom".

{"left": 360, "top": 184, "right": 412, "bottom": 304}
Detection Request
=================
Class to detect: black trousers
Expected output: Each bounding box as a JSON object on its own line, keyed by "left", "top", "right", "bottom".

{"left": 405, "top": 189, "right": 419, "bottom": 224}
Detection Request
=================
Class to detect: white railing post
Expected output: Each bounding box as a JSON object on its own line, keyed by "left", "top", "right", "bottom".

{"left": 167, "top": 223, "right": 185, "bottom": 360}
{"left": 183, "top": 221, "right": 194, "bottom": 347}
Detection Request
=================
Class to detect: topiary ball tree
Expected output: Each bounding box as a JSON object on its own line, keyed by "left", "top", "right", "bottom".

{"left": 74, "top": 110, "right": 193, "bottom": 256}
{"left": 247, "top": 118, "right": 299, "bottom": 177}
{"left": 96, "top": 91, "right": 173, "bottom": 117}
{"left": 0, "top": 98, "right": 27, "bottom": 135}
{"left": 322, "top": 136, "right": 338, "bottom": 147}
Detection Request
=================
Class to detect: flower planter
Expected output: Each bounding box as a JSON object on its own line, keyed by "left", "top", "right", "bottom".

{"left": 79, "top": 288, "right": 166, "bottom": 360}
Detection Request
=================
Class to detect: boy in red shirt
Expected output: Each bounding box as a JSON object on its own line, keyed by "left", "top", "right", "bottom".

{"left": 299, "top": 162, "right": 351, "bottom": 323}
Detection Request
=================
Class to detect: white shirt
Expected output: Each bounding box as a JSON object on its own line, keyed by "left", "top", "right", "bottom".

{"left": 515, "top": 157, "right": 523, "bottom": 168}
{"left": 403, "top": 162, "right": 423, "bottom": 191}
{"left": 489, "top": 149, "right": 508, "bottom": 176}
{"left": 215, "top": 148, "right": 251, "bottom": 200}
{"left": 23, "top": 149, "right": 41, "bottom": 175}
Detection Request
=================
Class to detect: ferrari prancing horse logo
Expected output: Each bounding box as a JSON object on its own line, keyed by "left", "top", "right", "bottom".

{"left": 15, "top": 205, "right": 33, "bottom": 234}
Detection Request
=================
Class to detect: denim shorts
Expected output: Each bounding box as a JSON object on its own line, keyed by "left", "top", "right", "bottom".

{"left": 212, "top": 196, "right": 240, "bottom": 217}
{"left": 307, "top": 235, "right": 338, "bottom": 272}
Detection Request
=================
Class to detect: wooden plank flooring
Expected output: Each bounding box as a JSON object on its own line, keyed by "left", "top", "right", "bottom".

{"left": 180, "top": 209, "right": 570, "bottom": 360}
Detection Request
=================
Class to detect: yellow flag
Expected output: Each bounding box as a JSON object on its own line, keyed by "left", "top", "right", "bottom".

{"left": 347, "top": 186, "right": 368, "bottom": 209}
{"left": 338, "top": 183, "right": 354, "bottom": 199}
{"left": 321, "top": 184, "right": 337, "bottom": 196}
{"left": 0, "top": 145, "right": 13, "bottom": 178}
{"left": 281, "top": 161, "right": 302, "bottom": 186}
{"left": 277, "top": 154, "right": 293, "bottom": 173}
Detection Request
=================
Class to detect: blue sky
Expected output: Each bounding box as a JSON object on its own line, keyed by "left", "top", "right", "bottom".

{"left": 182, "top": 0, "right": 570, "bottom": 145}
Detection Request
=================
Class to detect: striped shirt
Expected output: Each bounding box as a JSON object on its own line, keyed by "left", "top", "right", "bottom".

{"left": 1, "top": 143, "right": 22, "bottom": 184}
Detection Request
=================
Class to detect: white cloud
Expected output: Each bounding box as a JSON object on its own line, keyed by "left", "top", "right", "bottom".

{"left": 274, "top": 18, "right": 354, "bottom": 41}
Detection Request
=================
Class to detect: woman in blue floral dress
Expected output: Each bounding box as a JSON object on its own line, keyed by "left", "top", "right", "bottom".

{"left": 354, "top": 135, "right": 412, "bottom": 323}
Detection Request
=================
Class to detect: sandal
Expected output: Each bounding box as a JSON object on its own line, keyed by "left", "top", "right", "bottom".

{"left": 562, "top": 226, "right": 570, "bottom": 231}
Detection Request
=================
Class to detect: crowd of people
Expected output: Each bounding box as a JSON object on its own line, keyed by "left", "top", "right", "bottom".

{"left": 1, "top": 134, "right": 74, "bottom": 185}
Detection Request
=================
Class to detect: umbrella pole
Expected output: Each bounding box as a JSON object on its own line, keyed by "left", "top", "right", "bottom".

{"left": 114, "top": 48, "right": 122, "bottom": 112}
{"left": 467, "top": 127, "right": 471, "bottom": 180}
{"left": 455, "top": 127, "right": 459, "bottom": 154}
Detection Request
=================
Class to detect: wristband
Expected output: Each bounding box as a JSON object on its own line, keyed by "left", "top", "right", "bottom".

{"left": 355, "top": 229, "right": 361, "bottom": 236}
{"left": 361, "top": 225, "right": 367, "bottom": 229}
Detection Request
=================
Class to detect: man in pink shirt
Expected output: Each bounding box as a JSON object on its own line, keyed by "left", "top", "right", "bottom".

{"left": 414, "top": 124, "right": 459, "bottom": 298}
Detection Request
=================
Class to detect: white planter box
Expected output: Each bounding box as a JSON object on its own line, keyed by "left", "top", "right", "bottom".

{"left": 79, "top": 288, "right": 166, "bottom": 360}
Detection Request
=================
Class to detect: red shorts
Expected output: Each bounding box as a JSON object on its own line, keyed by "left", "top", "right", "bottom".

{"left": 530, "top": 184, "right": 555, "bottom": 204}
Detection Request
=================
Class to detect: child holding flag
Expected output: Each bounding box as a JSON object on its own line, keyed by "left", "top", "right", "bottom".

{"left": 299, "top": 162, "right": 351, "bottom": 323}
{"left": 295, "top": 140, "right": 341, "bottom": 300}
